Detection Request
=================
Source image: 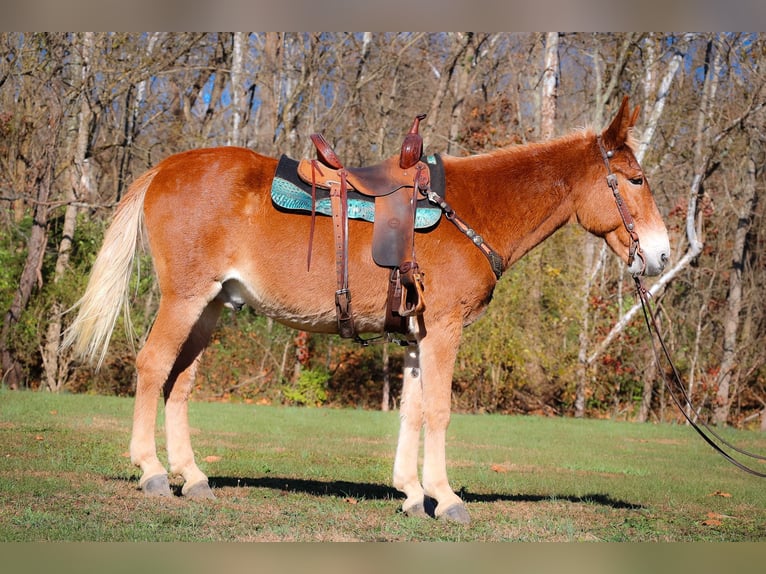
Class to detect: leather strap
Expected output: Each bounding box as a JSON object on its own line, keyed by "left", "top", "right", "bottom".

{"left": 422, "top": 187, "right": 504, "bottom": 280}
{"left": 329, "top": 170, "right": 356, "bottom": 338}
{"left": 635, "top": 275, "right": 766, "bottom": 477}
{"left": 306, "top": 160, "right": 322, "bottom": 271}
{"left": 596, "top": 135, "right": 645, "bottom": 273}
{"left": 310, "top": 133, "right": 343, "bottom": 169}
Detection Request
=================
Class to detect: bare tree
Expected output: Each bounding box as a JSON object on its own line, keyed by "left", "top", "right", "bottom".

{"left": 1, "top": 35, "right": 66, "bottom": 388}
{"left": 714, "top": 128, "right": 761, "bottom": 424}
{"left": 42, "top": 32, "right": 96, "bottom": 392}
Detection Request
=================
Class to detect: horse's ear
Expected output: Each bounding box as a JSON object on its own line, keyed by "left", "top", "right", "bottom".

{"left": 602, "top": 95, "right": 634, "bottom": 148}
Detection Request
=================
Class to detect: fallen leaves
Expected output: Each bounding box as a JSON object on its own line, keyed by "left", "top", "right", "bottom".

{"left": 701, "top": 491, "right": 735, "bottom": 527}
{"left": 203, "top": 455, "right": 222, "bottom": 463}
{"left": 702, "top": 512, "right": 729, "bottom": 527}
{"left": 708, "top": 490, "right": 732, "bottom": 498}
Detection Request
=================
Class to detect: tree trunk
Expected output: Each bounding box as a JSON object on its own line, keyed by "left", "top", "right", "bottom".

{"left": 713, "top": 131, "right": 759, "bottom": 425}
{"left": 575, "top": 237, "right": 600, "bottom": 417}
{"left": 381, "top": 342, "right": 391, "bottom": 411}
{"left": 634, "top": 33, "right": 693, "bottom": 416}
{"left": 1, "top": 94, "right": 62, "bottom": 389}
{"left": 41, "top": 33, "right": 95, "bottom": 393}
{"left": 540, "top": 32, "right": 559, "bottom": 140}
{"left": 229, "top": 32, "right": 247, "bottom": 147}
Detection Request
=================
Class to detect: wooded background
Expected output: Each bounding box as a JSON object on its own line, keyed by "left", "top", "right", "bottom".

{"left": 1, "top": 32, "right": 764, "bottom": 428}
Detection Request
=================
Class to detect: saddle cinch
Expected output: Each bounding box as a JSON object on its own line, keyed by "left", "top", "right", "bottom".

{"left": 298, "top": 114, "right": 432, "bottom": 342}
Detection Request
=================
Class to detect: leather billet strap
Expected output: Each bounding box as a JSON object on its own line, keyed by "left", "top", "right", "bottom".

{"left": 329, "top": 169, "right": 356, "bottom": 339}
{"left": 596, "top": 135, "right": 645, "bottom": 273}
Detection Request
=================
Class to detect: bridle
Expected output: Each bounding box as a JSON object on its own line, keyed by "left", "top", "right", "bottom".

{"left": 597, "top": 136, "right": 766, "bottom": 478}
{"left": 596, "top": 136, "right": 646, "bottom": 275}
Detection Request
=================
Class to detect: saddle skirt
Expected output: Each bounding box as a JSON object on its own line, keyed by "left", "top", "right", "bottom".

{"left": 271, "top": 154, "right": 445, "bottom": 230}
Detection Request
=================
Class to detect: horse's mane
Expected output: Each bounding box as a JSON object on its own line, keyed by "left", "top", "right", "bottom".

{"left": 485, "top": 123, "right": 640, "bottom": 157}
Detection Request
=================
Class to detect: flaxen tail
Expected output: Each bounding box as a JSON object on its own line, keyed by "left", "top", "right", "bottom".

{"left": 62, "top": 168, "right": 158, "bottom": 368}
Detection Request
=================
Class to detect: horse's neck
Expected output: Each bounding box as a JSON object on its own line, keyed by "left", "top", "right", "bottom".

{"left": 456, "top": 132, "right": 591, "bottom": 268}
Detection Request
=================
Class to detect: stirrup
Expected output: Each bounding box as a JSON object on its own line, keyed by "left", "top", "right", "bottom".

{"left": 397, "top": 262, "right": 426, "bottom": 317}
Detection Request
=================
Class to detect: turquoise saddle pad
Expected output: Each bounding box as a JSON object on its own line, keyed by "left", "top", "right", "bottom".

{"left": 270, "top": 153, "right": 444, "bottom": 230}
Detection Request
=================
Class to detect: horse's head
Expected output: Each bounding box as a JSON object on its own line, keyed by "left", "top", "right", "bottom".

{"left": 578, "top": 96, "right": 670, "bottom": 276}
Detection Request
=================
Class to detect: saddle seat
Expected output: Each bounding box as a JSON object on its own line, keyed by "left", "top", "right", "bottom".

{"left": 297, "top": 114, "right": 430, "bottom": 341}
{"left": 297, "top": 154, "right": 429, "bottom": 200}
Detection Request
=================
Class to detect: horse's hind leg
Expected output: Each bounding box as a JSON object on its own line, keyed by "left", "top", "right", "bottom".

{"left": 129, "top": 297, "right": 218, "bottom": 497}
{"left": 164, "top": 300, "right": 223, "bottom": 499}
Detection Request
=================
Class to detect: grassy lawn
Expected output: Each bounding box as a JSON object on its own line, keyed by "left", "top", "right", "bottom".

{"left": 1, "top": 389, "right": 766, "bottom": 541}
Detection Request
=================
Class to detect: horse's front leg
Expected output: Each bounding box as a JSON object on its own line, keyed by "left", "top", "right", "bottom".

{"left": 392, "top": 344, "right": 428, "bottom": 518}
{"left": 419, "top": 320, "right": 470, "bottom": 524}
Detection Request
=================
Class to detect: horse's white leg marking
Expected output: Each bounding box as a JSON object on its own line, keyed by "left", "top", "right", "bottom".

{"left": 419, "top": 323, "right": 466, "bottom": 520}
{"left": 164, "top": 300, "right": 222, "bottom": 497}
{"left": 392, "top": 345, "right": 427, "bottom": 515}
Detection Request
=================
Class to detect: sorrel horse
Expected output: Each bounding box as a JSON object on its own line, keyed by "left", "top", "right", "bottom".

{"left": 64, "top": 96, "right": 670, "bottom": 524}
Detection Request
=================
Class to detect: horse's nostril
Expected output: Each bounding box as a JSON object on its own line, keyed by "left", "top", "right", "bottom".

{"left": 660, "top": 252, "right": 669, "bottom": 265}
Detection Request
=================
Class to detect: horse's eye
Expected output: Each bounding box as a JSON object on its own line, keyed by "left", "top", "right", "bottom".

{"left": 628, "top": 177, "right": 644, "bottom": 186}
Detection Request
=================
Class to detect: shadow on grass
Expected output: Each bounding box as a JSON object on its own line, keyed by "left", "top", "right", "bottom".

{"left": 206, "top": 475, "right": 644, "bottom": 510}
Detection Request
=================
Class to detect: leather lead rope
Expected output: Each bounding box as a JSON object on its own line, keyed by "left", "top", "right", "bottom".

{"left": 635, "top": 276, "right": 766, "bottom": 477}
{"left": 598, "top": 136, "right": 766, "bottom": 477}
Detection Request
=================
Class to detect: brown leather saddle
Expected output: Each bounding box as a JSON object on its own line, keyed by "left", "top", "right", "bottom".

{"left": 297, "top": 114, "right": 431, "bottom": 341}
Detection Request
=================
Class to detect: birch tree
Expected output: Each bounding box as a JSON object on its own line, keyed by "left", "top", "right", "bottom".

{"left": 540, "top": 32, "right": 559, "bottom": 140}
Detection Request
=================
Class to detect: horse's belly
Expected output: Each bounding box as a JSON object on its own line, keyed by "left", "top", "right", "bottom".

{"left": 213, "top": 267, "right": 385, "bottom": 334}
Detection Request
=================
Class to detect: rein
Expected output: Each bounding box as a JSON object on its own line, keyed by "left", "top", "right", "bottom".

{"left": 597, "top": 137, "right": 766, "bottom": 477}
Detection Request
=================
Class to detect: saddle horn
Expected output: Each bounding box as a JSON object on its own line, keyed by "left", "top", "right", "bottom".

{"left": 399, "top": 113, "right": 426, "bottom": 169}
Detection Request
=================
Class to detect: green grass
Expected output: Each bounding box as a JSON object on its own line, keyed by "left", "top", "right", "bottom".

{"left": 2, "top": 389, "right": 766, "bottom": 541}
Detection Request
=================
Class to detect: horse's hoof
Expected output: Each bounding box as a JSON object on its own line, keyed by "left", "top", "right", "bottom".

{"left": 403, "top": 496, "right": 436, "bottom": 519}
{"left": 141, "top": 474, "right": 172, "bottom": 497}
{"left": 438, "top": 503, "right": 471, "bottom": 525}
{"left": 182, "top": 480, "right": 216, "bottom": 500}
{"left": 403, "top": 502, "right": 430, "bottom": 519}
